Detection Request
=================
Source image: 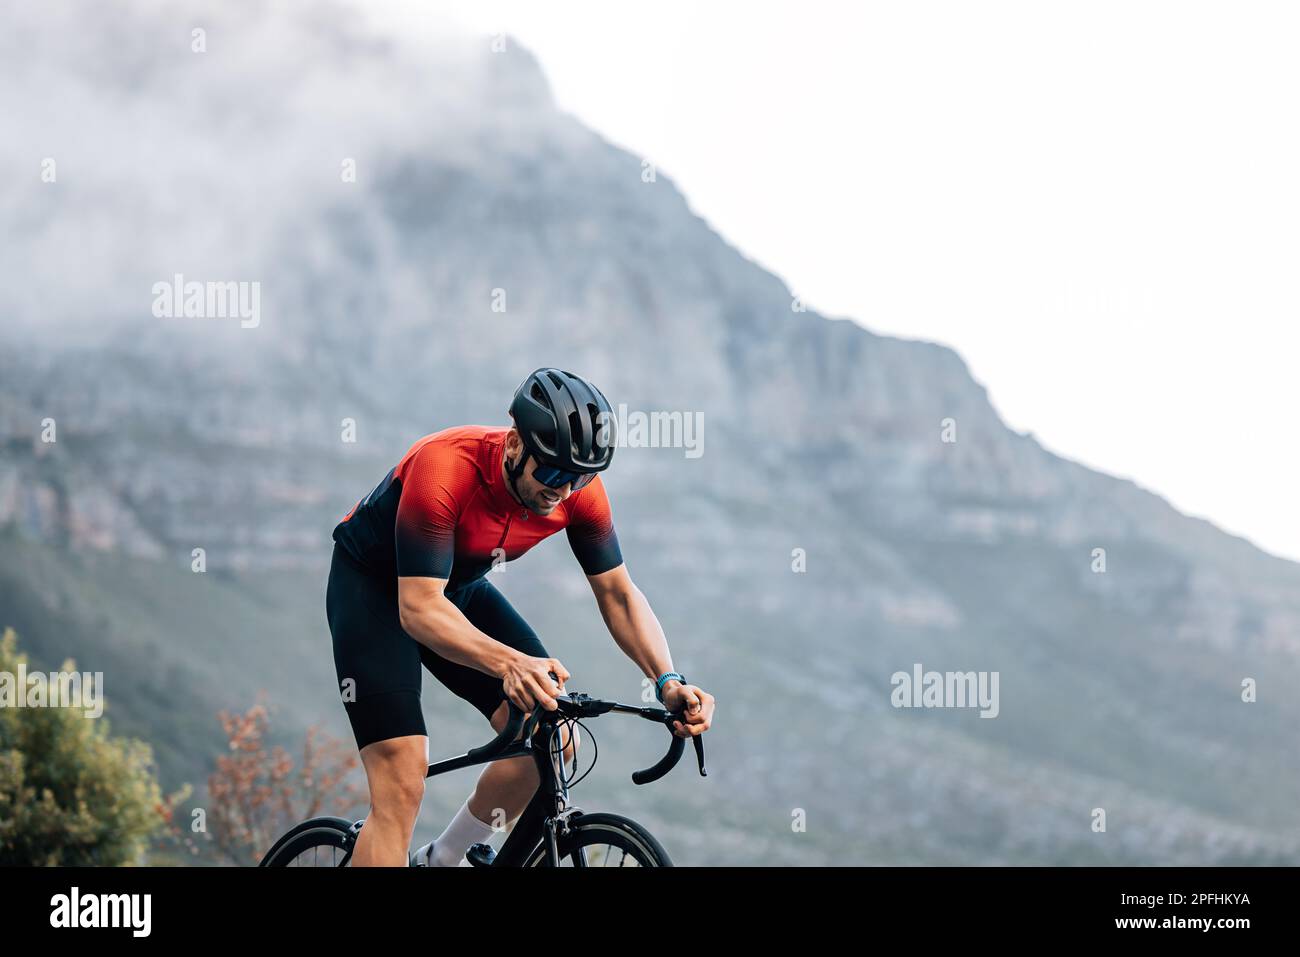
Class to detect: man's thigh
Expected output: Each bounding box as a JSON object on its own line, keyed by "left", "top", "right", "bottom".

{"left": 327, "top": 547, "right": 427, "bottom": 749}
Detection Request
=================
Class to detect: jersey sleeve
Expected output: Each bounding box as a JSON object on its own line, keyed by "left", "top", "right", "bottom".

{"left": 394, "top": 442, "right": 469, "bottom": 579}
{"left": 565, "top": 476, "right": 624, "bottom": 576}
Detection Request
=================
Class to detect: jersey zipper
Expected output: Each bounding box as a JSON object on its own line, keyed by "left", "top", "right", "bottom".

{"left": 496, "top": 506, "right": 529, "bottom": 553}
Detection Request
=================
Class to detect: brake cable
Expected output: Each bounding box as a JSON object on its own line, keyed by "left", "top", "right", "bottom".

{"left": 549, "top": 716, "right": 598, "bottom": 790}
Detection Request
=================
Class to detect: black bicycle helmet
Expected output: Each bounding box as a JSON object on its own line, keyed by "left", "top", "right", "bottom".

{"left": 508, "top": 368, "right": 616, "bottom": 473}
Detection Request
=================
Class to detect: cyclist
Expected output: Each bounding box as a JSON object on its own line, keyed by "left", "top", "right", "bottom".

{"left": 327, "top": 368, "right": 715, "bottom": 866}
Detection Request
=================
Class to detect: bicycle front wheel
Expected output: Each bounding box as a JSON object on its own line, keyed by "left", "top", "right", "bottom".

{"left": 259, "top": 817, "right": 357, "bottom": 867}
{"left": 524, "top": 812, "right": 672, "bottom": 867}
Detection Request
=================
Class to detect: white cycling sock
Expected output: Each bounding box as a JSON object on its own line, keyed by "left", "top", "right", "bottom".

{"left": 426, "top": 799, "right": 496, "bottom": 867}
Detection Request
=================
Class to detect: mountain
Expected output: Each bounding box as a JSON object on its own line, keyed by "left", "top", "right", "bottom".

{"left": 2, "top": 0, "right": 1298, "bottom": 864}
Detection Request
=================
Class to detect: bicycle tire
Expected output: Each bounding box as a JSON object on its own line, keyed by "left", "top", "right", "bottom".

{"left": 259, "top": 817, "right": 356, "bottom": 867}
{"left": 523, "top": 812, "right": 673, "bottom": 867}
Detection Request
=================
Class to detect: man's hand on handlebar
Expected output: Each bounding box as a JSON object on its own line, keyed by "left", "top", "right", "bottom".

{"left": 502, "top": 655, "right": 569, "bottom": 713}
{"left": 660, "top": 682, "right": 714, "bottom": 738}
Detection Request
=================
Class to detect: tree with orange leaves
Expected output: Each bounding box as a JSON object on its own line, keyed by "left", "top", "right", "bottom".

{"left": 207, "top": 701, "right": 366, "bottom": 865}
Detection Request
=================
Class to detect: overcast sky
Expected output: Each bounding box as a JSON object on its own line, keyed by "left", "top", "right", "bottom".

{"left": 369, "top": 0, "right": 1300, "bottom": 562}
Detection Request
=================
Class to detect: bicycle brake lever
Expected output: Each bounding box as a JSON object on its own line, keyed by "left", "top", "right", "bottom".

{"left": 665, "top": 709, "right": 707, "bottom": 777}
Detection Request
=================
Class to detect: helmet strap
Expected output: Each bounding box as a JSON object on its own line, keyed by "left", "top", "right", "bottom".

{"left": 504, "top": 447, "right": 529, "bottom": 505}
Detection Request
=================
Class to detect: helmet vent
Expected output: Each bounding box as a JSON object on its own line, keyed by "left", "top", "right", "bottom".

{"left": 587, "top": 404, "right": 606, "bottom": 448}
{"left": 568, "top": 410, "right": 583, "bottom": 455}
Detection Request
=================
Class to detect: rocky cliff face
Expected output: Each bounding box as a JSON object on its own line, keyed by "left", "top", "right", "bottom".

{"left": 2, "top": 0, "right": 1298, "bottom": 863}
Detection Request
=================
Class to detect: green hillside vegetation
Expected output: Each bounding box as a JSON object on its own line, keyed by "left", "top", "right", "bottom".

{"left": 0, "top": 628, "right": 176, "bottom": 865}
{"left": 0, "top": 524, "right": 332, "bottom": 786}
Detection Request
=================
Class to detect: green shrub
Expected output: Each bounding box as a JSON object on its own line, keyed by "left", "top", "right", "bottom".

{"left": 0, "top": 627, "right": 170, "bottom": 866}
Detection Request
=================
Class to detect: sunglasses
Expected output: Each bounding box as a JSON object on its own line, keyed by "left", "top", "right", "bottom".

{"left": 532, "top": 463, "right": 597, "bottom": 491}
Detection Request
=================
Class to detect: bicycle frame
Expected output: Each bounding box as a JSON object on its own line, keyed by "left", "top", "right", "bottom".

{"left": 493, "top": 715, "right": 575, "bottom": 866}
{"left": 418, "top": 693, "right": 704, "bottom": 866}
{"left": 419, "top": 703, "right": 588, "bottom": 866}
{"left": 260, "top": 691, "right": 703, "bottom": 867}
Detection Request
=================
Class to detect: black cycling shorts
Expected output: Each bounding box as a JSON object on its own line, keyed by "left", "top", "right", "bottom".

{"left": 326, "top": 544, "right": 549, "bottom": 750}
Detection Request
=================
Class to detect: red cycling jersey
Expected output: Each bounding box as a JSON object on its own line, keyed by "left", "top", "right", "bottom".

{"left": 333, "top": 425, "right": 622, "bottom": 591}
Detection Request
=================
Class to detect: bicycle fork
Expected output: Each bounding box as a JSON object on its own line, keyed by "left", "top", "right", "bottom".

{"left": 475, "top": 719, "right": 579, "bottom": 866}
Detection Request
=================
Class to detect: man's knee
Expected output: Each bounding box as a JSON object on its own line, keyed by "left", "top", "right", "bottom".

{"left": 489, "top": 700, "right": 578, "bottom": 763}
{"left": 489, "top": 699, "right": 514, "bottom": 734}
{"left": 489, "top": 698, "right": 535, "bottom": 740}
{"left": 361, "top": 736, "right": 427, "bottom": 817}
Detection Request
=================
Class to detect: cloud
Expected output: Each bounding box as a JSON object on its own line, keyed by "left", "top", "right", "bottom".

{"left": 0, "top": 0, "right": 546, "bottom": 343}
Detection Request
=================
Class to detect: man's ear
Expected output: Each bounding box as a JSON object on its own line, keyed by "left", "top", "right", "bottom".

{"left": 504, "top": 428, "right": 526, "bottom": 472}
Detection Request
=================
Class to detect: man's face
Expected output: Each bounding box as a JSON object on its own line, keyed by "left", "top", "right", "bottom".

{"left": 506, "top": 434, "right": 576, "bottom": 515}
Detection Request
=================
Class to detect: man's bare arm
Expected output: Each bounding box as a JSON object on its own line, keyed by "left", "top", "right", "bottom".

{"left": 586, "top": 563, "right": 715, "bottom": 736}
{"left": 586, "top": 564, "right": 675, "bottom": 687}
{"left": 397, "top": 576, "right": 568, "bottom": 710}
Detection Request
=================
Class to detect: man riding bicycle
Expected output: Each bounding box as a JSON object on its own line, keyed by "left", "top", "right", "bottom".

{"left": 327, "top": 368, "right": 715, "bottom": 866}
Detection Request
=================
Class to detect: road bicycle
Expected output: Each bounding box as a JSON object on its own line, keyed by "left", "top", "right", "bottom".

{"left": 259, "top": 689, "right": 706, "bottom": 867}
